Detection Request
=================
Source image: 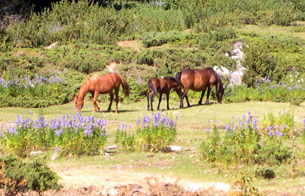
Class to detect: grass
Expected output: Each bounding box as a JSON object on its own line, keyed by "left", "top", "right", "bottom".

{"left": 1, "top": 99, "right": 305, "bottom": 193}
{"left": 237, "top": 23, "right": 305, "bottom": 39}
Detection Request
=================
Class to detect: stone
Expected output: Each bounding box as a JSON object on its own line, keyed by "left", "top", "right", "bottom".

{"left": 214, "top": 182, "right": 231, "bottom": 192}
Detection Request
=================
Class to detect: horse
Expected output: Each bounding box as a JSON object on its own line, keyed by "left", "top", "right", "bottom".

{"left": 175, "top": 67, "right": 224, "bottom": 108}
{"left": 74, "top": 73, "right": 130, "bottom": 113}
{"left": 147, "top": 77, "right": 182, "bottom": 111}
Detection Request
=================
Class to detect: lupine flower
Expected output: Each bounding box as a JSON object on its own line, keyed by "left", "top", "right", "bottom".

{"left": 55, "top": 147, "right": 59, "bottom": 152}
{"left": 268, "top": 130, "right": 273, "bottom": 137}
{"left": 253, "top": 118, "right": 257, "bottom": 128}
{"left": 275, "top": 130, "right": 283, "bottom": 137}
{"left": 56, "top": 128, "right": 63, "bottom": 136}
{"left": 225, "top": 124, "right": 230, "bottom": 131}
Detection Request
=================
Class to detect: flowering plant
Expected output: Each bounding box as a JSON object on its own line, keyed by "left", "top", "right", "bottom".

{"left": 0, "top": 112, "right": 108, "bottom": 157}
{"left": 115, "top": 112, "right": 177, "bottom": 152}
{"left": 200, "top": 111, "right": 293, "bottom": 166}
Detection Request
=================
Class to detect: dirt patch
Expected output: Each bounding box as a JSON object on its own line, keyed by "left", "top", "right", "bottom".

{"left": 52, "top": 165, "right": 214, "bottom": 190}
{"left": 117, "top": 40, "right": 143, "bottom": 52}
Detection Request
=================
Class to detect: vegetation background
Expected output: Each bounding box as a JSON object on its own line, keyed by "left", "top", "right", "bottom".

{"left": 0, "top": 0, "right": 305, "bottom": 195}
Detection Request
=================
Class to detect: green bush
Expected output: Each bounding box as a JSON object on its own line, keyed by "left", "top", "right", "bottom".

{"left": 136, "top": 48, "right": 205, "bottom": 75}
{"left": 43, "top": 44, "right": 135, "bottom": 74}
{"left": 0, "top": 74, "right": 70, "bottom": 108}
{"left": 224, "top": 74, "right": 305, "bottom": 105}
{"left": 115, "top": 112, "right": 177, "bottom": 152}
{"left": 141, "top": 31, "right": 192, "bottom": 48}
{"left": 273, "top": 2, "right": 296, "bottom": 26}
{"left": 0, "top": 156, "right": 61, "bottom": 194}
{"left": 242, "top": 41, "right": 284, "bottom": 87}
{"left": 255, "top": 167, "right": 276, "bottom": 179}
{"left": 200, "top": 112, "right": 294, "bottom": 166}
{"left": 0, "top": 113, "right": 108, "bottom": 157}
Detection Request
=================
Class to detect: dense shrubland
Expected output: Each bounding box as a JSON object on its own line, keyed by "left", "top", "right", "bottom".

{"left": 0, "top": 0, "right": 304, "bottom": 107}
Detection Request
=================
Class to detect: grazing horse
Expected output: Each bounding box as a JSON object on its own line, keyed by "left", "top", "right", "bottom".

{"left": 175, "top": 67, "right": 224, "bottom": 108}
{"left": 147, "top": 77, "right": 182, "bottom": 111}
{"left": 74, "top": 73, "right": 130, "bottom": 113}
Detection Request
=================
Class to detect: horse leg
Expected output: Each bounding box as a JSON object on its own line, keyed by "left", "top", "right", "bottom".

{"left": 107, "top": 92, "right": 114, "bottom": 112}
{"left": 114, "top": 89, "right": 119, "bottom": 113}
{"left": 147, "top": 90, "right": 150, "bottom": 111}
{"left": 205, "top": 87, "right": 211, "bottom": 105}
{"left": 185, "top": 94, "right": 191, "bottom": 107}
{"left": 180, "top": 88, "right": 190, "bottom": 108}
{"left": 198, "top": 89, "right": 206, "bottom": 105}
{"left": 157, "top": 93, "right": 162, "bottom": 110}
{"left": 92, "top": 91, "right": 100, "bottom": 112}
{"left": 166, "top": 93, "right": 170, "bottom": 110}
{"left": 150, "top": 90, "right": 157, "bottom": 111}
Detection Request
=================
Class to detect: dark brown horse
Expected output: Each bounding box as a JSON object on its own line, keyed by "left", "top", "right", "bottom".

{"left": 175, "top": 67, "right": 224, "bottom": 108}
{"left": 147, "top": 77, "right": 182, "bottom": 111}
{"left": 74, "top": 73, "right": 130, "bottom": 113}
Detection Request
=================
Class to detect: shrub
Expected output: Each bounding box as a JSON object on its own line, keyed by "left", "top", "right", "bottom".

{"left": 0, "top": 74, "right": 69, "bottom": 108}
{"left": 115, "top": 112, "right": 177, "bottom": 152}
{"left": 0, "top": 156, "right": 60, "bottom": 194}
{"left": 223, "top": 75, "right": 305, "bottom": 105}
{"left": 255, "top": 167, "right": 276, "bottom": 179}
{"left": 136, "top": 48, "right": 205, "bottom": 75}
{"left": 242, "top": 41, "right": 285, "bottom": 87}
{"left": 43, "top": 44, "right": 135, "bottom": 74}
{"left": 200, "top": 111, "right": 294, "bottom": 166}
{"left": 0, "top": 112, "right": 108, "bottom": 157}
{"left": 273, "top": 2, "right": 296, "bottom": 26}
{"left": 141, "top": 31, "right": 192, "bottom": 48}
{"left": 0, "top": 29, "right": 13, "bottom": 52}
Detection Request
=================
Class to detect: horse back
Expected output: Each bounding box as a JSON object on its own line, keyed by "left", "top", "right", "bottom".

{"left": 181, "top": 68, "right": 216, "bottom": 91}
{"left": 89, "top": 73, "right": 118, "bottom": 93}
{"left": 148, "top": 78, "right": 161, "bottom": 92}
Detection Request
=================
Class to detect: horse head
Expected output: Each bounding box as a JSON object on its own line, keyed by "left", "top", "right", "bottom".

{"left": 216, "top": 81, "right": 225, "bottom": 103}
{"left": 74, "top": 94, "right": 84, "bottom": 111}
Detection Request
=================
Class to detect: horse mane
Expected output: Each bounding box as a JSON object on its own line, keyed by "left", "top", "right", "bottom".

{"left": 164, "top": 77, "right": 177, "bottom": 82}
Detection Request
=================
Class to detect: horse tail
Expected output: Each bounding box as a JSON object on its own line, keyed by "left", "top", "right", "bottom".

{"left": 175, "top": 72, "right": 182, "bottom": 84}
{"left": 148, "top": 79, "right": 157, "bottom": 97}
{"left": 120, "top": 76, "right": 130, "bottom": 97}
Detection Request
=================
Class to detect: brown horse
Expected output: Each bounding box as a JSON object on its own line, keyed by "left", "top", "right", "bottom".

{"left": 147, "top": 77, "right": 182, "bottom": 111}
{"left": 74, "top": 73, "right": 130, "bottom": 113}
{"left": 175, "top": 67, "right": 224, "bottom": 108}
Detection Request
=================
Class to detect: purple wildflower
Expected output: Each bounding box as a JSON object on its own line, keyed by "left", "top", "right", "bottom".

{"left": 136, "top": 118, "right": 141, "bottom": 126}
{"left": 56, "top": 128, "right": 63, "bottom": 136}
{"left": 225, "top": 124, "right": 230, "bottom": 131}
{"left": 275, "top": 130, "right": 283, "bottom": 137}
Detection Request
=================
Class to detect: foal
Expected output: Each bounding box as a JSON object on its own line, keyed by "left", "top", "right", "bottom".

{"left": 147, "top": 77, "right": 182, "bottom": 111}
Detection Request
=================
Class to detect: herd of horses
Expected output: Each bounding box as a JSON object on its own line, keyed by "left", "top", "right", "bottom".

{"left": 74, "top": 67, "right": 225, "bottom": 113}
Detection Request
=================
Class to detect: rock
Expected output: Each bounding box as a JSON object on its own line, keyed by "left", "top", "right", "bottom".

{"left": 51, "top": 152, "right": 59, "bottom": 161}
{"left": 214, "top": 182, "right": 231, "bottom": 192}
{"left": 104, "top": 145, "right": 118, "bottom": 151}
{"left": 29, "top": 151, "right": 43, "bottom": 157}
{"left": 185, "top": 183, "right": 205, "bottom": 193}
{"left": 168, "top": 145, "right": 182, "bottom": 152}
{"left": 102, "top": 188, "right": 119, "bottom": 196}
{"left": 44, "top": 42, "right": 58, "bottom": 49}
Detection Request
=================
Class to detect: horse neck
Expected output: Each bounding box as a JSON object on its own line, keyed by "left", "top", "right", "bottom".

{"left": 77, "top": 82, "right": 90, "bottom": 101}
{"left": 216, "top": 75, "right": 223, "bottom": 92}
